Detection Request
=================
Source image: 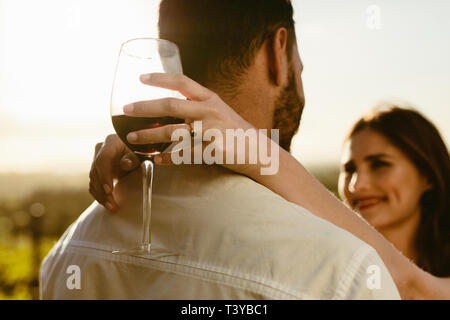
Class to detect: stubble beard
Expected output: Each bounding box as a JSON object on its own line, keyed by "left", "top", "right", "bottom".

{"left": 272, "top": 70, "right": 304, "bottom": 152}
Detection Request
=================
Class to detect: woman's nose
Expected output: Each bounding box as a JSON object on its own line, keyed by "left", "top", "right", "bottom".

{"left": 348, "top": 171, "right": 371, "bottom": 193}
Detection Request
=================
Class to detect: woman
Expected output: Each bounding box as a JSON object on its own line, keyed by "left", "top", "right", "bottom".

{"left": 90, "top": 73, "right": 450, "bottom": 298}
{"left": 338, "top": 107, "right": 450, "bottom": 278}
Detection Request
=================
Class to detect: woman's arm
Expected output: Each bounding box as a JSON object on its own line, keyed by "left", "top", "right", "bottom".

{"left": 90, "top": 73, "right": 449, "bottom": 299}
{"left": 251, "top": 143, "right": 450, "bottom": 299}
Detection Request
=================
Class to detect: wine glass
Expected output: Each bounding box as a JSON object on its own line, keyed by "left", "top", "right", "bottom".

{"left": 110, "top": 37, "right": 184, "bottom": 256}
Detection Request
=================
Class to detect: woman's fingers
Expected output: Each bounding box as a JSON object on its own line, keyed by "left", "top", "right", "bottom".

{"left": 89, "top": 144, "right": 109, "bottom": 205}
{"left": 89, "top": 134, "right": 132, "bottom": 211}
{"left": 124, "top": 98, "right": 206, "bottom": 119}
{"left": 127, "top": 123, "right": 191, "bottom": 145}
{"left": 93, "top": 135, "right": 121, "bottom": 196}
{"left": 89, "top": 164, "right": 104, "bottom": 201}
{"left": 140, "top": 73, "right": 214, "bottom": 101}
{"left": 94, "top": 142, "right": 103, "bottom": 158}
{"left": 92, "top": 162, "right": 119, "bottom": 212}
{"left": 119, "top": 152, "right": 140, "bottom": 171}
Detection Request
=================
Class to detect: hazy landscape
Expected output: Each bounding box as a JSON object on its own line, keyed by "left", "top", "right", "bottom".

{"left": 0, "top": 164, "right": 341, "bottom": 199}
{"left": 0, "top": 172, "right": 89, "bottom": 199}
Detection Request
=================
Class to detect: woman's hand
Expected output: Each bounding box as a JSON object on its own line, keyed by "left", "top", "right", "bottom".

{"left": 89, "top": 134, "right": 139, "bottom": 212}
{"left": 89, "top": 73, "right": 269, "bottom": 208}
{"left": 123, "top": 73, "right": 260, "bottom": 173}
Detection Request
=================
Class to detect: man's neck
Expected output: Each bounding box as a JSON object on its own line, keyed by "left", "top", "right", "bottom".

{"left": 208, "top": 81, "right": 276, "bottom": 131}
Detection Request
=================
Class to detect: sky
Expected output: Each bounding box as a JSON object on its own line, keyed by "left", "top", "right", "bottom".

{"left": 0, "top": 0, "right": 449, "bottom": 174}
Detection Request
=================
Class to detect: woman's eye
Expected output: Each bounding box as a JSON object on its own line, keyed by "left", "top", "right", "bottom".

{"left": 343, "top": 163, "right": 355, "bottom": 174}
{"left": 371, "top": 160, "right": 389, "bottom": 169}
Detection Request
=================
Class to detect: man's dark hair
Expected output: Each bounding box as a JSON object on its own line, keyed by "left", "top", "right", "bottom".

{"left": 158, "top": 0, "right": 296, "bottom": 89}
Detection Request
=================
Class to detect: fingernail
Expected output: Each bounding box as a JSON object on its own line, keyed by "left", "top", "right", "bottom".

{"left": 140, "top": 73, "right": 151, "bottom": 82}
{"left": 103, "top": 184, "right": 111, "bottom": 194}
{"left": 123, "top": 104, "right": 134, "bottom": 113}
{"left": 123, "top": 159, "right": 133, "bottom": 168}
{"left": 105, "top": 201, "right": 114, "bottom": 211}
{"left": 127, "top": 132, "right": 137, "bottom": 142}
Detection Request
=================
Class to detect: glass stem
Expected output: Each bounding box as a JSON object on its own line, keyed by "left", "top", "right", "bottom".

{"left": 141, "top": 159, "right": 154, "bottom": 253}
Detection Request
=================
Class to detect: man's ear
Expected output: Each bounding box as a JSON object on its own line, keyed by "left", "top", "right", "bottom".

{"left": 267, "top": 28, "right": 289, "bottom": 86}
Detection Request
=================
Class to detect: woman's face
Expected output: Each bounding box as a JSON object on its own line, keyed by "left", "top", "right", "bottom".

{"left": 338, "top": 128, "right": 430, "bottom": 230}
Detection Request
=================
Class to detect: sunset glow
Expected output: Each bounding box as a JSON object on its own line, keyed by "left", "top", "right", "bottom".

{"left": 1, "top": 0, "right": 449, "bottom": 174}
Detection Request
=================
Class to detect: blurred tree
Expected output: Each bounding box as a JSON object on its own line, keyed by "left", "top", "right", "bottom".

{"left": 0, "top": 188, "right": 93, "bottom": 299}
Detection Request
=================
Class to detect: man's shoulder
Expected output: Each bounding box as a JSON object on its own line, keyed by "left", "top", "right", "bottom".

{"left": 41, "top": 166, "right": 400, "bottom": 299}
{"left": 118, "top": 164, "right": 374, "bottom": 257}
{"left": 194, "top": 167, "right": 370, "bottom": 245}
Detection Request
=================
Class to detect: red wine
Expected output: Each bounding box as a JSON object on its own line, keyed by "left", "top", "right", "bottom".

{"left": 112, "top": 115, "right": 184, "bottom": 160}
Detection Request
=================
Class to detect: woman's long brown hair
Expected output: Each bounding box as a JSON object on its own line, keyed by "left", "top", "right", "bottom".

{"left": 348, "top": 106, "right": 450, "bottom": 277}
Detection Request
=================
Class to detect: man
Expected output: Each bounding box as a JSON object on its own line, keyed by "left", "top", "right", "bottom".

{"left": 40, "top": 0, "right": 400, "bottom": 299}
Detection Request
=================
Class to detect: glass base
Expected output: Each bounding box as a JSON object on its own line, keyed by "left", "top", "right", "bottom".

{"left": 112, "top": 244, "right": 179, "bottom": 259}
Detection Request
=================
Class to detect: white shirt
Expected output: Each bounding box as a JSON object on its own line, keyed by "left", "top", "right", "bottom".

{"left": 40, "top": 164, "right": 401, "bottom": 299}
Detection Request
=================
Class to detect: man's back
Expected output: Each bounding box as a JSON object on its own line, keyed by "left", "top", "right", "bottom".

{"left": 40, "top": 165, "right": 400, "bottom": 299}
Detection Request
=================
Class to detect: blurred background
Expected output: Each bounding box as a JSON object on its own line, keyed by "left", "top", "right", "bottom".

{"left": 0, "top": 0, "right": 449, "bottom": 299}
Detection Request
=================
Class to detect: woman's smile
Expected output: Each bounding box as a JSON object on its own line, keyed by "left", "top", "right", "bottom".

{"left": 353, "top": 195, "right": 388, "bottom": 212}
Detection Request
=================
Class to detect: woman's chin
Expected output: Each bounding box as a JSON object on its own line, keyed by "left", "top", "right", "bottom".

{"left": 357, "top": 203, "right": 389, "bottom": 228}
